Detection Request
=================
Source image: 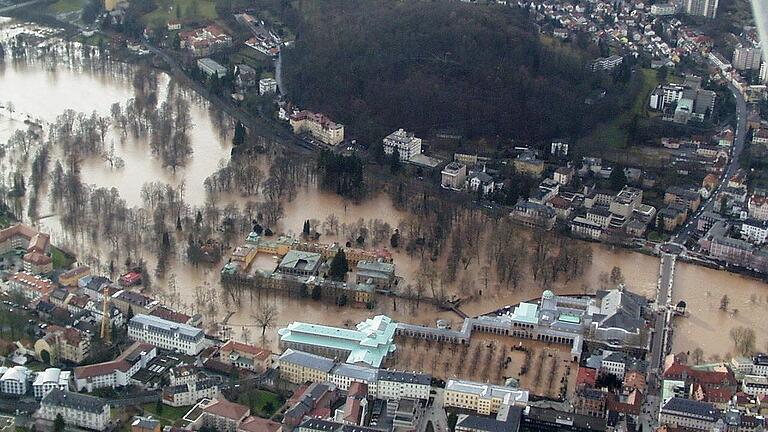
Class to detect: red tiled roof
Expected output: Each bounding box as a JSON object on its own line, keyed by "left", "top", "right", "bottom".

{"left": 75, "top": 359, "right": 131, "bottom": 379}
{"left": 203, "top": 399, "right": 250, "bottom": 421}
{"left": 150, "top": 306, "right": 191, "bottom": 325}
{"left": 577, "top": 367, "right": 597, "bottom": 387}
{"left": 220, "top": 341, "right": 271, "bottom": 360}
{"left": 238, "top": 416, "right": 280, "bottom": 432}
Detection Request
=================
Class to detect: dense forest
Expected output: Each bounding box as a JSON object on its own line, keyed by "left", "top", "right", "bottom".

{"left": 277, "top": 0, "right": 620, "bottom": 145}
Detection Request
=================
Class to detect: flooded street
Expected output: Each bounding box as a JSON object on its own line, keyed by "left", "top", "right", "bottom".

{"left": 2, "top": 20, "right": 768, "bottom": 361}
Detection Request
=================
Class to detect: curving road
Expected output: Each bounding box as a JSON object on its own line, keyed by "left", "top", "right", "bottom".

{"left": 673, "top": 81, "right": 748, "bottom": 243}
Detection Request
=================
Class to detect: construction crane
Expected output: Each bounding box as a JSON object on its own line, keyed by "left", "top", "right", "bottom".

{"left": 100, "top": 284, "right": 111, "bottom": 343}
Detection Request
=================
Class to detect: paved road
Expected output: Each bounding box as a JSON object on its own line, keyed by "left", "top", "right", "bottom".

{"left": 144, "top": 43, "right": 315, "bottom": 155}
{"left": 421, "top": 389, "right": 449, "bottom": 432}
{"left": 641, "top": 253, "right": 675, "bottom": 429}
{"left": 0, "top": 0, "right": 45, "bottom": 14}
{"left": 673, "top": 81, "right": 748, "bottom": 243}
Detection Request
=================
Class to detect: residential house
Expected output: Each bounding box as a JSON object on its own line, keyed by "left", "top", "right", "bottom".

{"left": 5, "top": 272, "right": 55, "bottom": 302}
{"left": 218, "top": 340, "right": 272, "bottom": 372}
{"left": 510, "top": 201, "right": 556, "bottom": 230}
{"left": 58, "top": 266, "right": 90, "bottom": 287}
{"left": 665, "top": 186, "right": 702, "bottom": 212}
{"left": 35, "top": 325, "right": 90, "bottom": 365}
{"left": 441, "top": 162, "right": 467, "bottom": 190}
{"left": 162, "top": 377, "right": 220, "bottom": 407}
{"left": 513, "top": 150, "right": 544, "bottom": 177}
{"left": 573, "top": 388, "right": 608, "bottom": 418}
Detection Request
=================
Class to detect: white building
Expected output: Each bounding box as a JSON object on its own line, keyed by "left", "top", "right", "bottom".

{"left": 377, "top": 370, "right": 431, "bottom": 401}
{"left": 0, "top": 366, "right": 30, "bottom": 395}
{"left": 441, "top": 162, "right": 467, "bottom": 190}
{"left": 74, "top": 342, "right": 156, "bottom": 392}
{"left": 38, "top": 389, "right": 111, "bottom": 431}
{"left": 740, "top": 220, "right": 768, "bottom": 245}
{"left": 197, "top": 58, "right": 227, "bottom": 78}
{"left": 162, "top": 378, "right": 220, "bottom": 407}
{"left": 742, "top": 375, "right": 768, "bottom": 397}
{"left": 259, "top": 77, "right": 278, "bottom": 95}
{"left": 128, "top": 314, "right": 206, "bottom": 355}
{"left": 753, "top": 354, "right": 768, "bottom": 376}
{"left": 684, "top": 0, "right": 718, "bottom": 18}
{"left": 33, "top": 368, "right": 70, "bottom": 399}
{"left": 383, "top": 129, "right": 422, "bottom": 161}
{"left": 650, "top": 3, "right": 677, "bottom": 15}
{"left": 328, "top": 363, "right": 379, "bottom": 394}
{"left": 733, "top": 45, "right": 762, "bottom": 71}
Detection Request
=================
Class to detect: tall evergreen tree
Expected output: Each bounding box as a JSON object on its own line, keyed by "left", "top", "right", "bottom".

{"left": 328, "top": 249, "right": 349, "bottom": 280}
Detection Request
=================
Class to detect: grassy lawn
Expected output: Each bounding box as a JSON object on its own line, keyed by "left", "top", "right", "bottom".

{"left": 50, "top": 246, "right": 75, "bottom": 270}
{"left": 581, "top": 68, "right": 659, "bottom": 150}
{"left": 237, "top": 389, "right": 282, "bottom": 418}
{"left": 141, "top": 403, "right": 192, "bottom": 427}
{"left": 230, "top": 47, "right": 272, "bottom": 71}
{"left": 143, "top": 0, "right": 217, "bottom": 27}
{"left": 46, "top": 0, "right": 86, "bottom": 14}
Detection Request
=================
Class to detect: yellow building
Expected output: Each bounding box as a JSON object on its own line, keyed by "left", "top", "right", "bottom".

{"left": 444, "top": 379, "right": 529, "bottom": 415}
{"left": 277, "top": 349, "right": 334, "bottom": 384}
{"left": 104, "top": 0, "right": 117, "bottom": 11}
{"left": 289, "top": 111, "right": 345, "bottom": 146}
{"left": 59, "top": 266, "right": 91, "bottom": 287}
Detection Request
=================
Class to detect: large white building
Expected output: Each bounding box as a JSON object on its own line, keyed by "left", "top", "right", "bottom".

{"left": 33, "top": 368, "right": 70, "bottom": 399}
{"left": 733, "top": 45, "right": 763, "bottom": 71}
{"left": 73, "top": 342, "right": 156, "bottom": 392}
{"left": 377, "top": 370, "right": 431, "bottom": 401}
{"left": 684, "top": 0, "right": 718, "bottom": 18}
{"left": 38, "top": 389, "right": 111, "bottom": 431}
{"left": 383, "top": 129, "right": 422, "bottom": 161}
{"left": 0, "top": 366, "right": 30, "bottom": 395}
{"left": 128, "top": 314, "right": 206, "bottom": 355}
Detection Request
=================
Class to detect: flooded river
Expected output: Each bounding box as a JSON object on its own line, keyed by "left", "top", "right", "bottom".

{"left": 1, "top": 20, "right": 767, "bottom": 358}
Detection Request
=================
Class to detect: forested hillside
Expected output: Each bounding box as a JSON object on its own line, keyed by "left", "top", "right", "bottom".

{"left": 277, "top": 0, "right": 622, "bottom": 145}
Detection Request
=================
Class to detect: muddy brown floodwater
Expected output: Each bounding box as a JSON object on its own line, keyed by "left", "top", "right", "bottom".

{"left": 2, "top": 21, "right": 767, "bottom": 360}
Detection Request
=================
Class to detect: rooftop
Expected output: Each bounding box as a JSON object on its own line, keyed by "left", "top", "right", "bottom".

{"left": 278, "top": 316, "right": 397, "bottom": 368}
{"left": 41, "top": 388, "right": 107, "bottom": 415}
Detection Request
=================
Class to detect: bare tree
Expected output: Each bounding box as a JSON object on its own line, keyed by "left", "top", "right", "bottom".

{"left": 730, "top": 326, "right": 756, "bottom": 356}
{"left": 254, "top": 303, "right": 278, "bottom": 337}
